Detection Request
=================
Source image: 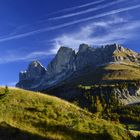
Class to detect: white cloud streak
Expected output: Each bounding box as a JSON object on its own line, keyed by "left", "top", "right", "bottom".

{"left": 0, "top": 49, "right": 55, "bottom": 64}
{"left": 49, "top": 0, "right": 125, "bottom": 20}
{"left": 0, "top": 4, "right": 139, "bottom": 43}
{"left": 0, "top": 16, "right": 139, "bottom": 64}
{"left": 47, "top": 0, "right": 105, "bottom": 16}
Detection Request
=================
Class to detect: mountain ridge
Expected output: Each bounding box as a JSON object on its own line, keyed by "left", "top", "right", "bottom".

{"left": 16, "top": 43, "right": 140, "bottom": 91}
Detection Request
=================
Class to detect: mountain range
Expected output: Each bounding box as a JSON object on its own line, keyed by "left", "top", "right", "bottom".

{"left": 16, "top": 43, "right": 140, "bottom": 105}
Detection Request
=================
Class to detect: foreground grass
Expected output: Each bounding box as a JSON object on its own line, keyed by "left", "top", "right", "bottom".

{"left": 0, "top": 87, "right": 130, "bottom": 140}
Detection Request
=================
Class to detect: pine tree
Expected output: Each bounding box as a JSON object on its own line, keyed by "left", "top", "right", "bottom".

{"left": 95, "top": 96, "right": 103, "bottom": 119}
{"left": 4, "top": 85, "right": 9, "bottom": 94}
{"left": 91, "top": 96, "right": 95, "bottom": 111}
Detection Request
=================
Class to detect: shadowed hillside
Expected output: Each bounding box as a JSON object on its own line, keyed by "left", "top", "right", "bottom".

{"left": 0, "top": 87, "right": 131, "bottom": 140}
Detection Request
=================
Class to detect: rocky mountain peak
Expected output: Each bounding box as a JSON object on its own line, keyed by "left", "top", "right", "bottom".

{"left": 102, "top": 43, "right": 123, "bottom": 52}
{"left": 27, "top": 61, "right": 46, "bottom": 79}
{"left": 16, "top": 43, "right": 140, "bottom": 90}
{"left": 78, "top": 44, "right": 90, "bottom": 53}
{"left": 46, "top": 46, "right": 75, "bottom": 79}
{"left": 28, "top": 61, "right": 45, "bottom": 70}
{"left": 112, "top": 43, "right": 124, "bottom": 50}
{"left": 57, "top": 46, "right": 73, "bottom": 54}
{"left": 16, "top": 61, "right": 47, "bottom": 89}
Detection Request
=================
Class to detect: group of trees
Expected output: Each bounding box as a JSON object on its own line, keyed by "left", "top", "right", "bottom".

{"left": 84, "top": 90, "right": 121, "bottom": 121}
{"left": 81, "top": 87, "right": 140, "bottom": 138}
{"left": 78, "top": 84, "right": 140, "bottom": 124}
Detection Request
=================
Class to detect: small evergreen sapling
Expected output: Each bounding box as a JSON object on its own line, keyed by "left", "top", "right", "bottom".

{"left": 4, "top": 85, "right": 9, "bottom": 94}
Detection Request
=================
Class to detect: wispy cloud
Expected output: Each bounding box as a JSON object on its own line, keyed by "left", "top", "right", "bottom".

{"left": 0, "top": 4, "right": 139, "bottom": 43}
{"left": 52, "top": 17, "right": 140, "bottom": 51}
{"left": 49, "top": 0, "right": 125, "bottom": 20}
{"left": 0, "top": 15, "right": 139, "bottom": 64}
{"left": 0, "top": 49, "right": 55, "bottom": 64}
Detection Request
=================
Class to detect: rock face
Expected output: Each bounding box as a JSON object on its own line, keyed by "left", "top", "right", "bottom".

{"left": 46, "top": 47, "right": 76, "bottom": 80}
{"left": 16, "top": 43, "right": 140, "bottom": 90}
{"left": 16, "top": 61, "right": 47, "bottom": 89}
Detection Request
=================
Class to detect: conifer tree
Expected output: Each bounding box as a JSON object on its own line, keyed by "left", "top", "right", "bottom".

{"left": 4, "top": 85, "right": 9, "bottom": 94}
{"left": 95, "top": 96, "right": 103, "bottom": 118}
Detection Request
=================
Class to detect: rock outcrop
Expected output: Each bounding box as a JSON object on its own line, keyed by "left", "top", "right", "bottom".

{"left": 16, "top": 61, "right": 47, "bottom": 89}
{"left": 46, "top": 47, "right": 76, "bottom": 80}
{"left": 16, "top": 43, "right": 140, "bottom": 90}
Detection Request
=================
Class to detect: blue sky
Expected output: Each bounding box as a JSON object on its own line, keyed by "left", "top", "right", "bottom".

{"left": 0, "top": 0, "right": 140, "bottom": 86}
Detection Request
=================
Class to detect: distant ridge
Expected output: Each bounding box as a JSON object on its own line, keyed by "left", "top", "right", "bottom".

{"left": 16, "top": 43, "right": 140, "bottom": 91}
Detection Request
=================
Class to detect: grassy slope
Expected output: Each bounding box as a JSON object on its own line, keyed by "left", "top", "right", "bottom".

{"left": 103, "top": 63, "right": 140, "bottom": 80}
{"left": 63, "top": 63, "right": 140, "bottom": 86}
{"left": 0, "top": 87, "right": 130, "bottom": 140}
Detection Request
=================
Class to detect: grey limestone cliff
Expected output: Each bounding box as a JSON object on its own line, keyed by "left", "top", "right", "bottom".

{"left": 16, "top": 61, "right": 47, "bottom": 89}
{"left": 16, "top": 43, "right": 140, "bottom": 90}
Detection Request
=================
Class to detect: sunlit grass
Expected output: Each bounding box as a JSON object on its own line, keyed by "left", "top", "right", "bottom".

{"left": 0, "top": 87, "right": 130, "bottom": 140}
